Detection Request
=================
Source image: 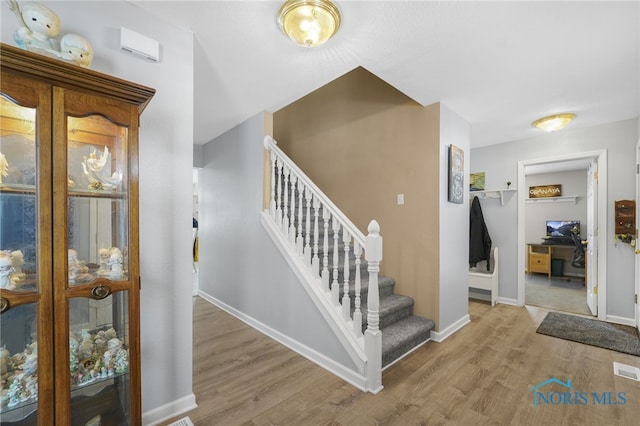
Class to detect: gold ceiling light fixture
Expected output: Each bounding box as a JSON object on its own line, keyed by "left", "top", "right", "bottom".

{"left": 532, "top": 113, "right": 576, "bottom": 132}
{"left": 278, "top": 0, "right": 341, "bottom": 48}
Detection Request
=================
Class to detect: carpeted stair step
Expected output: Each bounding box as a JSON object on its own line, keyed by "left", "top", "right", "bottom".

{"left": 359, "top": 294, "right": 415, "bottom": 332}
{"left": 337, "top": 274, "right": 396, "bottom": 301}
{"left": 382, "top": 315, "right": 435, "bottom": 368}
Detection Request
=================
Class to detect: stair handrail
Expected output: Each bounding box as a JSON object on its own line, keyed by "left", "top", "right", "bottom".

{"left": 264, "top": 136, "right": 366, "bottom": 246}
{"left": 263, "top": 135, "right": 383, "bottom": 393}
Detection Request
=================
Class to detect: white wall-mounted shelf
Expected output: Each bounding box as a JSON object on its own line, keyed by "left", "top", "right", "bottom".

{"left": 525, "top": 195, "right": 579, "bottom": 204}
{"left": 470, "top": 188, "right": 516, "bottom": 206}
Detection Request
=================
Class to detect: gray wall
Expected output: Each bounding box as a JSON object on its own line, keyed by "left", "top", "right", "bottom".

{"left": 525, "top": 170, "right": 587, "bottom": 276}
{"left": 471, "top": 118, "right": 638, "bottom": 319}
{"left": 439, "top": 104, "right": 471, "bottom": 330}
{"left": 525, "top": 170, "right": 587, "bottom": 244}
{"left": 199, "top": 113, "right": 357, "bottom": 372}
{"left": 2, "top": 1, "right": 195, "bottom": 420}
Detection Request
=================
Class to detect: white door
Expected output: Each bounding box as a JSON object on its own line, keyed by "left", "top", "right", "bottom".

{"left": 586, "top": 159, "right": 598, "bottom": 316}
{"left": 636, "top": 140, "right": 640, "bottom": 331}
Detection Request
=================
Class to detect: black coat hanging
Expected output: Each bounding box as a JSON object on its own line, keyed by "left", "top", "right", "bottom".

{"left": 469, "top": 196, "right": 492, "bottom": 270}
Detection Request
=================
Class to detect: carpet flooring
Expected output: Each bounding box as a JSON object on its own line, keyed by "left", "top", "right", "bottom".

{"left": 536, "top": 311, "right": 640, "bottom": 356}
{"left": 525, "top": 274, "right": 589, "bottom": 315}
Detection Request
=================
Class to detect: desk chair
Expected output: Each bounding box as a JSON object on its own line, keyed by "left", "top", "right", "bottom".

{"left": 571, "top": 233, "right": 585, "bottom": 269}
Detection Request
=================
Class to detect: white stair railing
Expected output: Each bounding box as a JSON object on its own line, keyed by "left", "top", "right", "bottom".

{"left": 263, "top": 135, "right": 383, "bottom": 393}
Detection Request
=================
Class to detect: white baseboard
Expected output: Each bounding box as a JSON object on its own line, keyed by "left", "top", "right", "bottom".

{"left": 606, "top": 315, "right": 636, "bottom": 327}
{"left": 430, "top": 314, "right": 470, "bottom": 342}
{"left": 142, "top": 393, "right": 197, "bottom": 426}
{"left": 197, "top": 291, "right": 369, "bottom": 392}
{"left": 497, "top": 297, "right": 518, "bottom": 306}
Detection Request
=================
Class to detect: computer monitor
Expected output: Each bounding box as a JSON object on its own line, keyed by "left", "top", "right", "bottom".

{"left": 546, "top": 220, "right": 580, "bottom": 237}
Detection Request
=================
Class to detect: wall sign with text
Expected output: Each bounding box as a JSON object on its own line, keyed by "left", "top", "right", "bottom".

{"left": 529, "top": 184, "right": 562, "bottom": 198}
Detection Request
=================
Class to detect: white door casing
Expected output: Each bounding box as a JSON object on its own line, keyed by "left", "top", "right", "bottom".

{"left": 586, "top": 159, "right": 598, "bottom": 316}
{"left": 517, "top": 150, "right": 607, "bottom": 320}
{"left": 636, "top": 139, "right": 639, "bottom": 331}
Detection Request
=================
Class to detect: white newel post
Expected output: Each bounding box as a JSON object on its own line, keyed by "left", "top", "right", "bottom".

{"left": 365, "top": 220, "right": 382, "bottom": 393}
{"left": 269, "top": 151, "right": 276, "bottom": 218}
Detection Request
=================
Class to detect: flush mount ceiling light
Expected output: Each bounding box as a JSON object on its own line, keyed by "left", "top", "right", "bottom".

{"left": 532, "top": 113, "right": 576, "bottom": 132}
{"left": 278, "top": 0, "right": 341, "bottom": 47}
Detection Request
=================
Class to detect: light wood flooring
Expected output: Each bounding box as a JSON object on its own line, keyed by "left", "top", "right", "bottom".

{"left": 160, "top": 297, "right": 640, "bottom": 425}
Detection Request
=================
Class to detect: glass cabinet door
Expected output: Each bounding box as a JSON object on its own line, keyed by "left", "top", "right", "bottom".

{"left": 1, "top": 43, "right": 151, "bottom": 425}
{"left": 66, "top": 114, "right": 129, "bottom": 286}
{"left": 0, "top": 73, "right": 54, "bottom": 425}
{"left": 53, "top": 88, "right": 140, "bottom": 425}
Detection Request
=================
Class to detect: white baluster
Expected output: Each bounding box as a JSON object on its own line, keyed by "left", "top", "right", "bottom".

{"left": 353, "top": 241, "right": 363, "bottom": 338}
{"left": 321, "top": 209, "right": 330, "bottom": 292}
{"left": 304, "top": 187, "right": 312, "bottom": 266}
{"left": 269, "top": 151, "right": 276, "bottom": 218}
{"left": 331, "top": 217, "right": 340, "bottom": 306}
{"left": 365, "top": 220, "right": 382, "bottom": 393}
{"left": 296, "top": 181, "right": 304, "bottom": 255}
{"left": 282, "top": 166, "right": 290, "bottom": 234}
{"left": 312, "top": 196, "right": 320, "bottom": 278}
{"left": 342, "top": 232, "right": 351, "bottom": 322}
{"left": 275, "top": 159, "right": 282, "bottom": 226}
{"left": 289, "top": 175, "right": 297, "bottom": 244}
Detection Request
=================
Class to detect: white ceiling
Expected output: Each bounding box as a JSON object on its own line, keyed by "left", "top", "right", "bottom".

{"left": 131, "top": 1, "right": 640, "bottom": 148}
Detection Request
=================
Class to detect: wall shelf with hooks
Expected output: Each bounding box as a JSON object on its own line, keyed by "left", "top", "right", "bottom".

{"left": 525, "top": 196, "right": 579, "bottom": 204}
{"left": 470, "top": 188, "right": 516, "bottom": 206}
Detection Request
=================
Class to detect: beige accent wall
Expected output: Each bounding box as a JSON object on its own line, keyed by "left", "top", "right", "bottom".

{"left": 273, "top": 67, "right": 440, "bottom": 322}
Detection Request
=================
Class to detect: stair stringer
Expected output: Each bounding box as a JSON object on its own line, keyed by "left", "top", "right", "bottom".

{"left": 260, "top": 210, "right": 371, "bottom": 390}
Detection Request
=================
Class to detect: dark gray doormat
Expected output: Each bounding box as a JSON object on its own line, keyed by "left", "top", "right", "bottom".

{"left": 536, "top": 311, "right": 640, "bottom": 356}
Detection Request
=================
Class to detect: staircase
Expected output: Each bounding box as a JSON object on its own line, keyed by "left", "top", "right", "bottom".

{"left": 315, "top": 216, "right": 435, "bottom": 368}
{"left": 261, "top": 135, "right": 435, "bottom": 393}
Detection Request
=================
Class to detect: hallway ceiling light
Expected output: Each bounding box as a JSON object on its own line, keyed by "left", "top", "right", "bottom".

{"left": 278, "top": 0, "right": 341, "bottom": 47}
{"left": 532, "top": 113, "right": 576, "bottom": 132}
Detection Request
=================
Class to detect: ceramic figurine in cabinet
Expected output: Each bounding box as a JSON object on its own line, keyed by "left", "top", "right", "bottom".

{"left": 0, "top": 251, "right": 15, "bottom": 289}
{"left": 0, "top": 152, "right": 8, "bottom": 183}
{"left": 104, "top": 338, "right": 127, "bottom": 375}
{"left": 109, "top": 248, "right": 124, "bottom": 278}
{"left": 82, "top": 147, "right": 122, "bottom": 190}
{"left": 10, "top": 250, "right": 25, "bottom": 281}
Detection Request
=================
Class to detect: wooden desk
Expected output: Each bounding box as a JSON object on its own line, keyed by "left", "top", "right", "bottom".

{"left": 527, "top": 243, "right": 581, "bottom": 279}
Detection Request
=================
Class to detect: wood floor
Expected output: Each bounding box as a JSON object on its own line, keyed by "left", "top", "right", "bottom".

{"left": 159, "top": 297, "right": 640, "bottom": 425}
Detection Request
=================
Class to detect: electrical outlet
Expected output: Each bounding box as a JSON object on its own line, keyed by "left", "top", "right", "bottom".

{"left": 397, "top": 194, "right": 404, "bottom": 205}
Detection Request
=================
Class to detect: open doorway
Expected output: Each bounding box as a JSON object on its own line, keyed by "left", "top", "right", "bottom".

{"left": 193, "top": 167, "right": 201, "bottom": 297}
{"left": 517, "top": 150, "right": 608, "bottom": 320}
{"left": 523, "top": 164, "right": 588, "bottom": 315}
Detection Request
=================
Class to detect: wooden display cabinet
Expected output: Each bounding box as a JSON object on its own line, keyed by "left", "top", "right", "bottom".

{"left": 614, "top": 200, "right": 635, "bottom": 235}
{"left": 0, "top": 43, "right": 154, "bottom": 425}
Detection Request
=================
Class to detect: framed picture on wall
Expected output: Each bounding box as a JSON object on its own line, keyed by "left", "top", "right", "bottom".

{"left": 448, "top": 144, "right": 464, "bottom": 204}
{"left": 470, "top": 172, "right": 486, "bottom": 191}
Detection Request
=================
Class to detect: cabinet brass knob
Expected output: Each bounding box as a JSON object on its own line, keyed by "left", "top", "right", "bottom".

{"left": 91, "top": 285, "right": 110, "bottom": 300}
